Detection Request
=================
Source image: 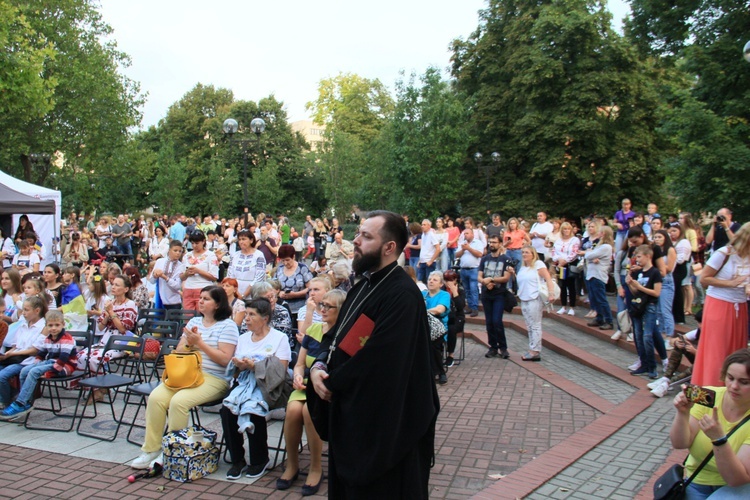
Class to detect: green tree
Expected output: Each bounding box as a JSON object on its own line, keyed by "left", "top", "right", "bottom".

{"left": 150, "top": 139, "right": 187, "bottom": 214}
{"left": 0, "top": 0, "right": 143, "bottom": 190}
{"left": 360, "top": 68, "right": 474, "bottom": 219}
{"left": 306, "top": 73, "right": 394, "bottom": 144}
{"left": 627, "top": 0, "right": 750, "bottom": 219}
{"left": 0, "top": 1, "right": 56, "bottom": 151}
{"left": 450, "top": 0, "right": 665, "bottom": 217}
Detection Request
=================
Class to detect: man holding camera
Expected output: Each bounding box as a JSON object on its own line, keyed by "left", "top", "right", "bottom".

{"left": 705, "top": 208, "right": 741, "bottom": 254}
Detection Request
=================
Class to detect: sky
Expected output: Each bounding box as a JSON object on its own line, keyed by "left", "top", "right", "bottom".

{"left": 98, "top": 0, "right": 631, "bottom": 129}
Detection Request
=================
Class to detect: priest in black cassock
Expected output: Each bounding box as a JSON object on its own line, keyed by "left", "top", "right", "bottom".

{"left": 309, "top": 210, "right": 440, "bottom": 499}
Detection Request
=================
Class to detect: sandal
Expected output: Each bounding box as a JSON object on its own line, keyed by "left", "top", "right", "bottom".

{"left": 521, "top": 352, "right": 541, "bottom": 362}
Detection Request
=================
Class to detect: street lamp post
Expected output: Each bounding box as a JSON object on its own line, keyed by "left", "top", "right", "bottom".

{"left": 473, "top": 151, "right": 500, "bottom": 222}
{"left": 223, "top": 117, "right": 266, "bottom": 227}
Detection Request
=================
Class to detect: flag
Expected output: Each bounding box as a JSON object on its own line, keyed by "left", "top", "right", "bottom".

{"left": 61, "top": 284, "right": 88, "bottom": 331}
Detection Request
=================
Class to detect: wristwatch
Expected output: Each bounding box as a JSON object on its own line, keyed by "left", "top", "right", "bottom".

{"left": 712, "top": 435, "right": 729, "bottom": 446}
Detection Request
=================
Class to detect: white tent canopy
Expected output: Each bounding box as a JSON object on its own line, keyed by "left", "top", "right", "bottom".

{"left": 0, "top": 170, "right": 62, "bottom": 265}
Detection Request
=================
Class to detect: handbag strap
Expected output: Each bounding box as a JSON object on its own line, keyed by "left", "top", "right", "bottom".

{"left": 683, "top": 412, "right": 750, "bottom": 486}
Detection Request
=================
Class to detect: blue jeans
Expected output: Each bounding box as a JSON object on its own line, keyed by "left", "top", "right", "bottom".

{"left": 408, "top": 256, "right": 420, "bottom": 270}
{"left": 659, "top": 273, "right": 675, "bottom": 336}
{"left": 505, "top": 249, "right": 522, "bottom": 265}
{"left": 446, "top": 248, "right": 456, "bottom": 267}
{"left": 633, "top": 303, "right": 660, "bottom": 372}
{"left": 482, "top": 293, "right": 506, "bottom": 350}
{"left": 0, "top": 363, "right": 25, "bottom": 405}
{"left": 460, "top": 267, "right": 479, "bottom": 311}
{"left": 17, "top": 360, "right": 55, "bottom": 405}
{"left": 116, "top": 240, "right": 132, "bottom": 256}
{"left": 587, "top": 278, "right": 613, "bottom": 325}
{"left": 685, "top": 482, "right": 723, "bottom": 499}
{"left": 417, "top": 262, "right": 435, "bottom": 284}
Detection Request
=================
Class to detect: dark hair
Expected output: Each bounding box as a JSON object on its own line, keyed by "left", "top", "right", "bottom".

{"left": 720, "top": 348, "right": 750, "bottom": 381}
{"left": 169, "top": 239, "right": 183, "bottom": 249}
{"left": 654, "top": 229, "right": 673, "bottom": 251}
{"left": 188, "top": 230, "right": 206, "bottom": 243}
{"left": 243, "top": 297, "right": 273, "bottom": 323}
{"left": 367, "top": 210, "right": 409, "bottom": 254}
{"left": 45, "top": 264, "right": 62, "bottom": 283}
{"left": 123, "top": 266, "right": 143, "bottom": 287}
{"left": 237, "top": 229, "right": 257, "bottom": 246}
{"left": 277, "top": 244, "right": 295, "bottom": 260}
{"left": 443, "top": 269, "right": 458, "bottom": 282}
{"left": 71, "top": 232, "right": 80, "bottom": 240}
{"left": 201, "top": 285, "right": 233, "bottom": 321}
{"left": 627, "top": 226, "right": 645, "bottom": 240}
{"left": 113, "top": 275, "right": 134, "bottom": 300}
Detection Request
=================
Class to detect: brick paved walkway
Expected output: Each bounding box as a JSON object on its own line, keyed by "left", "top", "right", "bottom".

{"left": 0, "top": 301, "right": 691, "bottom": 499}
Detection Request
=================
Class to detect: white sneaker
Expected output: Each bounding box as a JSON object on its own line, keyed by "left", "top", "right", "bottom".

{"left": 663, "top": 359, "right": 669, "bottom": 372}
{"left": 611, "top": 330, "right": 622, "bottom": 340}
{"left": 651, "top": 383, "right": 669, "bottom": 398}
{"left": 648, "top": 377, "right": 669, "bottom": 390}
{"left": 626, "top": 333, "right": 634, "bottom": 342}
{"left": 556, "top": 307, "right": 567, "bottom": 315}
{"left": 628, "top": 360, "right": 641, "bottom": 371}
{"left": 665, "top": 342, "right": 674, "bottom": 351}
{"left": 567, "top": 309, "right": 575, "bottom": 316}
{"left": 131, "top": 450, "right": 161, "bottom": 469}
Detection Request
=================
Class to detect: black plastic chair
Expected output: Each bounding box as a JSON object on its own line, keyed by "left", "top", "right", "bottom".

{"left": 165, "top": 309, "right": 199, "bottom": 330}
{"left": 141, "top": 320, "right": 180, "bottom": 341}
{"left": 23, "top": 330, "right": 94, "bottom": 432}
{"left": 136, "top": 307, "right": 165, "bottom": 334}
{"left": 74, "top": 335, "right": 146, "bottom": 441}
{"left": 120, "top": 338, "right": 179, "bottom": 445}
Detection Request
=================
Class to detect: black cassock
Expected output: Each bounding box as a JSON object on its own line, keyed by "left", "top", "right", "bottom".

{"left": 311, "top": 261, "right": 440, "bottom": 499}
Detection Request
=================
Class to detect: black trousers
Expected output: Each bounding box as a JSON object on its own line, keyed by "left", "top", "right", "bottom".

{"left": 673, "top": 263, "right": 688, "bottom": 324}
{"left": 219, "top": 405, "right": 268, "bottom": 466}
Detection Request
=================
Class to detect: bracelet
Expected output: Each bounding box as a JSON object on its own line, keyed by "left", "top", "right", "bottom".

{"left": 311, "top": 361, "right": 327, "bottom": 373}
{"left": 712, "top": 435, "right": 729, "bottom": 446}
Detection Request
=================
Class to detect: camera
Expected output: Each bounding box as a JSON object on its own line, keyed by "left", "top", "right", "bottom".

{"left": 506, "top": 258, "right": 519, "bottom": 269}
{"left": 716, "top": 215, "right": 726, "bottom": 223}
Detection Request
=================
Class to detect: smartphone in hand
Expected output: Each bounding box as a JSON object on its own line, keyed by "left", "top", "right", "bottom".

{"left": 684, "top": 385, "right": 716, "bottom": 408}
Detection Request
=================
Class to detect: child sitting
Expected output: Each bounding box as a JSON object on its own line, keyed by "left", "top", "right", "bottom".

{"left": 0, "top": 310, "right": 78, "bottom": 420}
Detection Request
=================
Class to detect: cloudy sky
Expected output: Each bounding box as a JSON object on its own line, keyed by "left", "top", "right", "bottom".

{"left": 99, "top": 0, "right": 631, "bottom": 128}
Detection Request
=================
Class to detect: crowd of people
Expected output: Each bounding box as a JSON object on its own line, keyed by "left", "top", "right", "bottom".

{"left": 1, "top": 200, "right": 749, "bottom": 497}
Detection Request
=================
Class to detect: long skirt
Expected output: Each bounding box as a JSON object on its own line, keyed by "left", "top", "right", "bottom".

{"left": 691, "top": 295, "right": 748, "bottom": 387}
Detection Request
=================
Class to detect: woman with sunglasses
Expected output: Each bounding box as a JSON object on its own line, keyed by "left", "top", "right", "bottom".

{"left": 278, "top": 290, "right": 346, "bottom": 495}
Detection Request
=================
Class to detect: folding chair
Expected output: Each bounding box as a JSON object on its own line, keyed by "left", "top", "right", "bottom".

{"left": 140, "top": 320, "right": 180, "bottom": 341}
{"left": 137, "top": 307, "right": 165, "bottom": 334}
{"left": 165, "top": 309, "right": 200, "bottom": 331}
{"left": 121, "top": 338, "right": 179, "bottom": 445}
{"left": 74, "top": 335, "right": 146, "bottom": 441}
{"left": 23, "top": 330, "right": 94, "bottom": 432}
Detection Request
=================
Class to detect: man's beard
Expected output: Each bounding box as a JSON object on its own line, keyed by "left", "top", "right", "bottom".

{"left": 352, "top": 247, "right": 381, "bottom": 275}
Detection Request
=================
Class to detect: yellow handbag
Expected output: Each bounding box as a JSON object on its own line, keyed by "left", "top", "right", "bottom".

{"left": 162, "top": 351, "right": 205, "bottom": 390}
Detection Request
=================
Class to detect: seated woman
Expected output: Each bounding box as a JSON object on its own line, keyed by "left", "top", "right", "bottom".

{"left": 83, "top": 274, "right": 137, "bottom": 403}
{"left": 220, "top": 298, "right": 291, "bottom": 480}
{"left": 131, "top": 285, "right": 238, "bottom": 469}
{"left": 278, "top": 290, "right": 346, "bottom": 494}
{"left": 443, "top": 269, "right": 466, "bottom": 368}
{"left": 423, "top": 271, "right": 451, "bottom": 385}
{"left": 251, "top": 281, "right": 293, "bottom": 347}
{"left": 669, "top": 348, "right": 750, "bottom": 499}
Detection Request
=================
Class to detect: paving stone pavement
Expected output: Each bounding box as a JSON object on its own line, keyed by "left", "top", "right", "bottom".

{"left": 0, "top": 303, "right": 688, "bottom": 499}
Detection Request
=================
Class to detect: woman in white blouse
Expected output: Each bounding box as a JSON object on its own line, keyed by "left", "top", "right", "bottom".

{"left": 551, "top": 222, "right": 580, "bottom": 316}
{"left": 148, "top": 226, "right": 169, "bottom": 261}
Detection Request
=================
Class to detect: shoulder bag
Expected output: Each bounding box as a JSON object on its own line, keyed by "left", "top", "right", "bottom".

{"left": 162, "top": 351, "right": 204, "bottom": 390}
{"left": 653, "top": 413, "right": 750, "bottom": 500}
{"left": 427, "top": 313, "right": 447, "bottom": 341}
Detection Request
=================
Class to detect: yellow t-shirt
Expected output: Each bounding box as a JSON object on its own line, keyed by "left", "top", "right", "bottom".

{"left": 686, "top": 387, "right": 750, "bottom": 485}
